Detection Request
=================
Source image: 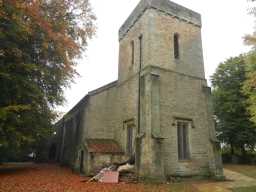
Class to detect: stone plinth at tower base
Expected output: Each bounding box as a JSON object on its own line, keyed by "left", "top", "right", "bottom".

{"left": 209, "top": 140, "right": 225, "bottom": 180}
{"left": 137, "top": 137, "right": 166, "bottom": 182}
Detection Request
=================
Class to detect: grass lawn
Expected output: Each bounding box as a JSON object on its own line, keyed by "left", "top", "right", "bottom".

{"left": 232, "top": 186, "right": 256, "bottom": 192}
{"left": 224, "top": 164, "right": 256, "bottom": 179}
{"left": 225, "top": 164, "right": 256, "bottom": 192}
{"left": 142, "top": 183, "right": 198, "bottom": 192}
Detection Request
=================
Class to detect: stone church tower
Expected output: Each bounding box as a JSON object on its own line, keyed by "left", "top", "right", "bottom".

{"left": 54, "top": 0, "right": 223, "bottom": 181}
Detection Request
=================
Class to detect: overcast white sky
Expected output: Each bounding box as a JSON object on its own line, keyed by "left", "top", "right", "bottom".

{"left": 58, "top": 0, "right": 255, "bottom": 114}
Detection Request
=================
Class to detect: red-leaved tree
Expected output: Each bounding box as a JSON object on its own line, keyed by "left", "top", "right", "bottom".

{"left": 0, "top": 0, "right": 96, "bottom": 161}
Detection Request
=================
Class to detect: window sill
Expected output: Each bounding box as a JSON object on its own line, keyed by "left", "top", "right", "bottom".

{"left": 178, "top": 159, "right": 192, "bottom": 163}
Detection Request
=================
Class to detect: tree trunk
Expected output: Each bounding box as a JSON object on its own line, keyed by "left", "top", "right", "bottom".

{"left": 241, "top": 145, "right": 246, "bottom": 156}
{"left": 230, "top": 143, "right": 234, "bottom": 155}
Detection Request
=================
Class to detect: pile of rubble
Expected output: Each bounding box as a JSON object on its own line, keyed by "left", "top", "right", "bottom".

{"left": 88, "top": 155, "right": 137, "bottom": 183}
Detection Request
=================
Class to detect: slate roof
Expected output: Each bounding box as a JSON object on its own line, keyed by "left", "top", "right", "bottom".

{"left": 119, "top": 0, "right": 201, "bottom": 40}
{"left": 86, "top": 139, "right": 123, "bottom": 154}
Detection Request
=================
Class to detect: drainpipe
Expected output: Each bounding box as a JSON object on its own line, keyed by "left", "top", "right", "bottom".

{"left": 138, "top": 34, "right": 143, "bottom": 135}
{"left": 136, "top": 34, "right": 143, "bottom": 174}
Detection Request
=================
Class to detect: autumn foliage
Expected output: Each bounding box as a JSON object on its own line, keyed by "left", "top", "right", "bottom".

{"left": 243, "top": 0, "right": 256, "bottom": 125}
{"left": 0, "top": 0, "right": 96, "bottom": 161}
{"left": 0, "top": 164, "right": 195, "bottom": 192}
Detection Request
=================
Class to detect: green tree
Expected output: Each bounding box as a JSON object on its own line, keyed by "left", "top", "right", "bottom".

{"left": 0, "top": 0, "right": 96, "bottom": 161}
{"left": 242, "top": 0, "right": 256, "bottom": 125}
{"left": 242, "top": 52, "right": 256, "bottom": 124}
{"left": 211, "top": 55, "right": 256, "bottom": 154}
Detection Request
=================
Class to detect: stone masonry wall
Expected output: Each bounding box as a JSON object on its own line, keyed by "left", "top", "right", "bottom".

{"left": 118, "top": 10, "right": 151, "bottom": 83}
{"left": 80, "top": 78, "right": 139, "bottom": 159}
{"left": 117, "top": 5, "right": 220, "bottom": 177}
{"left": 84, "top": 84, "right": 117, "bottom": 140}
{"left": 56, "top": 0, "right": 222, "bottom": 179}
{"left": 157, "top": 67, "right": 212, "bottom": 176}
{"left": 146, "top": 9, "right": 205, "bottom": 78}
{"left": 118, "top": 8, "right": 205, "bottom": 87}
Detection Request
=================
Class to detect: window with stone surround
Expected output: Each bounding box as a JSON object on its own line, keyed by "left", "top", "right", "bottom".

{"left": 131, "top": 40, "right": 134, "bottom": 66}
{"left": 174, "top": 33, "right": 180, "bottom": 59}
{"left": 123, "top": 119, "right": 135, "bottom": 156}
{"left": 127, "top": 125, "right": 133, "bottom": 155}
{"left": 139, "top": 35, "right": 143, "bottom": 67}
{"left": 177, "top": 120, "right": 190, "bottom": 160}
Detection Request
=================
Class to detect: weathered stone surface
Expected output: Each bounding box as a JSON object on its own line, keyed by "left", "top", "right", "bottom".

{"left": 119, "top": 0, "right": 201, "bottom": 40}
{"left": 54, "top": 0, "right": 223, "bottom": 181}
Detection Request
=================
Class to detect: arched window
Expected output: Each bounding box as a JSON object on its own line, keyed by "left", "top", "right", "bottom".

{"left": 174, "top": 33, "right": 180, "bottom": 59}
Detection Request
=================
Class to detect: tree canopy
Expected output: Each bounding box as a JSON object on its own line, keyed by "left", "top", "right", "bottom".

{"left": 242, "top": 0, "right": 256, "bottom": 125}
{"left": 243, "top": 52, "right": 256, "bottom": 124}
{"left": 207, "top": 0, "right": 256, "bottom": 157}
{"left": 211, "top": 55, "right": 256, "bottom": 154}
{"left": 0, "top": 0, "right": 96, "bottom": 161}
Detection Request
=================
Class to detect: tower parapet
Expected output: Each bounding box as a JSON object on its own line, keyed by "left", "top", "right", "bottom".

{"left": 119, "top": 0, "right": 201, "bottom": 41}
